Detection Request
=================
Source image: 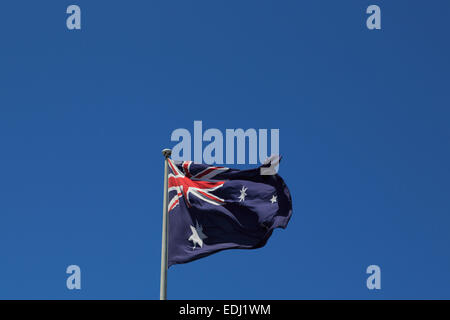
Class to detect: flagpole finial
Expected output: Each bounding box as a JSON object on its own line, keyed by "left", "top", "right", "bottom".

{"left": 162, "top": 149, "right": 172, "bottom": 158}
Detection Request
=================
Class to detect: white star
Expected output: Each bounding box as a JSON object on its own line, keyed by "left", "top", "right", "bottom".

{"left": 270, "top": 195, "right": 277, "bottom": 204}
{"left": 188, "top": 221, "right": 207, "bottom": 249}
{"left": 238, "top": 186, "right": 248, "bottom": 202}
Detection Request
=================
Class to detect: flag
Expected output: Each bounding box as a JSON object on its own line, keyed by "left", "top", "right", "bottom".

{"left": 167, "top": 157, "right": 292, "bottom": 267}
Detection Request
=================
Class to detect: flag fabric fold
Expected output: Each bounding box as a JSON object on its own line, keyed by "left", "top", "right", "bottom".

{"left": 167, "top": 158, "right": 292, "bottom": 267}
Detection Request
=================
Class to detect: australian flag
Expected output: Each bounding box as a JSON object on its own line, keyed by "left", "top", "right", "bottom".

{"left": 167, "top": 156, "right": 292, "bottom": 267}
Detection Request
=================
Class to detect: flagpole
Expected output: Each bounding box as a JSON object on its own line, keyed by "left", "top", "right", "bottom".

{"left": 160, "top": 148, "right": 171, "bottom": 300}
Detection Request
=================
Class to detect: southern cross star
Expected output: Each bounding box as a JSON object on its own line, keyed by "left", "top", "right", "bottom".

{"left": 238, "top": 186, "right": 248, "bottom": 202}
{"left": 270, "top": 195, "right": 277, "bottom": 204}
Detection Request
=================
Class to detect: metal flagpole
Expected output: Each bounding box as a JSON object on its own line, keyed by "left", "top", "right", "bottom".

{"left": 160, "top": 148, "right": 171, "bottom": 300}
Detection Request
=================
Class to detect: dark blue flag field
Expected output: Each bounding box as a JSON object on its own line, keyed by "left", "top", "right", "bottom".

{"left": 166, "top": 159, "right": 292, "bottom": 266}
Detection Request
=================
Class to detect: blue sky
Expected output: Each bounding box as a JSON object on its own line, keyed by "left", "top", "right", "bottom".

{"left": 1, "top": 1, "right": 450, "bottom": 299}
